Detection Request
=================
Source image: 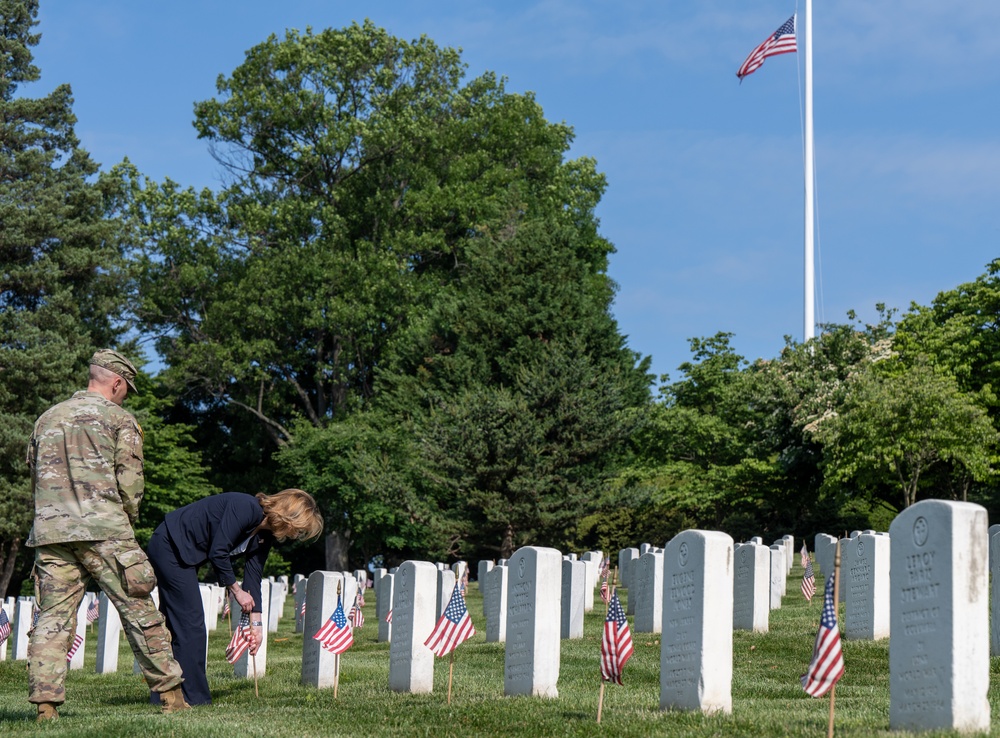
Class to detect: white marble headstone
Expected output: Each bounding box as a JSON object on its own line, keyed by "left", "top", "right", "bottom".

{"left": 768, "top": 545, "right": 785, "bottom": 609}
{"left": 504, "top": 547, "right": 561, "bottom": 698}
{"left": 633, "top": 551, "right": 664, "bottom": 634}
{"left": 436, "top": 569, "right": 456, "bottom": 618}
{"left": 814, "top": 533, "right": 838, "bottom": 577}
{"left": 843, "top": 532, "right": 890, "bottom": 640}
{"left": 889, "top": 500, "right": 989, "bottom": 733}
{"left": 301, "top": 571, "right": 352, "bottom": 688}
{"left": 477, "top": 560, "right": 494, "bottom": 591}
{"left": 68, "top": 595, "right": 89, "bottom": 670}
{"left": 992, "top": 527, "right": 1000, "bottom": 656}
{"left": 580, "top": 551, "right": 601, "bottom": 613}
{"left": 484, "top": 564, "right": 508, "bottom": 643}
{"left": 95, "top": 592, "right": 122, "bottom": 673}
{"left": 12, "top": 596, "right": 33, "bottom": 660}
{"left": 781, "top": 535, "right": 794, "bottom": 574}
{"left": 560, "top": 559, "right": 585, "bottom": 639}
{"left": 0, "top": 599, "right": 13, "bottom": 661}
{"left": 388, "top": 561, "right": 436, "bottom": 693}
{"left": 661, "top": 530, "right": 733, "bottom": 714}
{"left": 377, "top": 571, "right": 394, "bottom": 643}
{"left": 618, "top": 547, "right": 639, "bottom": 590}
{"left": 267, "top": 582, "right": 284, "bottom": 633}
{"left": 732, "top": 543, "right": 768, "bottom": 633}
{"left": 294, "top": 578, "right": 308, "bottom": 634}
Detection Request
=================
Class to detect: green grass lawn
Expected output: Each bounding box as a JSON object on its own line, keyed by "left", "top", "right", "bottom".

{"left": 1, "top": 565, "right": 998, "bottom": 737}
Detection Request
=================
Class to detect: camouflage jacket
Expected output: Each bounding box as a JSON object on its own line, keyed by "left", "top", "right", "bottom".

{"left": 26, "top": 390, "right": 144, "bottom": 546}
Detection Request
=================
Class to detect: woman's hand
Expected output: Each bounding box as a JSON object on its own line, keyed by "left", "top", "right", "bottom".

{"left": 249, "top": 616, "right": 264, "bottom": 655}
{"left": 229, "top": 583, "right": 255, "bottom": 613}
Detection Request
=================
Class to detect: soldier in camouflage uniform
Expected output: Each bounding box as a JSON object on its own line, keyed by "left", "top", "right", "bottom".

{"left": 25, "top": 349, "right": 189, "bottom": 721}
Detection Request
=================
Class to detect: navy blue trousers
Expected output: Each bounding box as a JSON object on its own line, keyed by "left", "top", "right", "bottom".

{"left": 147, "top": 525, "right": 212, "bottom": 705}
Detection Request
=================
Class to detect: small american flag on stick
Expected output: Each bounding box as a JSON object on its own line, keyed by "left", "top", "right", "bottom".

{"left": 801, "top": 574, "right": 845, "bottom": 697}
{"left": 424, "top": 585, "right": 475, "bottom": 657}
{"left": 86, "top": 598, "right": 100, "bottom": 624}
{"left": 226, "top": 612, "right": 253, "bottom": 664}
{"left": 66, "top": 634, "right": 84, "bottom": 662}
{"left": 600, "top": 591, "right": 633, "bottom": 685}
{"left": 314, "top": 595, "right": 353, "bottom": 654}
{"left": 349, "top": 591, "right": 365, "bottom": 628}
{"left": 801, "top": 558, "right": 816, "bottom": 601}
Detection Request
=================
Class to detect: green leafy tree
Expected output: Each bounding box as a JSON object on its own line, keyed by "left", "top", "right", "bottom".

{"left": 895, "top": 260, "right": 1000, "bottom": 409}
{"left": 813, "top": 359, "right": 996, "bottom": 509}
{"left": 0, "top": 0, "right": 128, "bottom": 597}
{"left": 126, "top": 21, "right": 651, "bottom": 566}
{"left": 614, "top": 313, "right": 902, "bottom": 544}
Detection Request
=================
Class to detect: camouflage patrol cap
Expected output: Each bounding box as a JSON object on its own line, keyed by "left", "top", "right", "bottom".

{"left": 89, "top": 349, "right": 139, "bottom": 394}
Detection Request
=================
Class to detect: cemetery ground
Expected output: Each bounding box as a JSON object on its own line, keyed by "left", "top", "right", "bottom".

{"left": 2, "top": 564, "right": 1000, "bottom": 737}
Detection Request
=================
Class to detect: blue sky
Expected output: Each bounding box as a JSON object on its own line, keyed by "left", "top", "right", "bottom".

{"left": 31, "top": 2, "right": 1000, "bottom": 382}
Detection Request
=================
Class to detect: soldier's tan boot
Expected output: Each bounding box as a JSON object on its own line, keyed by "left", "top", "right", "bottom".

{"left": 159, "top": 686, "right": 191, "bottom": 714}
{"left": 36, "top": 702, "right": 59, "bottom": 722}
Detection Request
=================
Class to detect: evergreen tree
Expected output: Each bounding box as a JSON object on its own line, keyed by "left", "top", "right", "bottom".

{"left": 0, "top": 0, "right": 128, "bottom": 597}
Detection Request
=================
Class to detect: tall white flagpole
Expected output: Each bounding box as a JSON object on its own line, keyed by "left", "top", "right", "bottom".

{"left": 803, "top": 0, "right": 815, "bottom": 341}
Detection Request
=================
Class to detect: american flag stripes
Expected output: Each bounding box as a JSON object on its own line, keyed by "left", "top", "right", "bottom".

{"left": 736, "top": 15, "right": 797, "bottom": 80}
{"left": 349, "top": 591, "right": 365, "bottom": 628}
{"left": 424, "top": 584, "right": 475, "bottom": 657}
{"left": 86, "top": 598, "right": 100, "bottom": 624}
{"left": 600, "top": 591, "right": 634, "bottom": 685}
{"left": 801, "top": 574, "right": 845, "bottom": 697}
{"left": 313, "top": 595, "right": 353, "bottom": 654}
{"left": 66, "top": 633, "right": 83, "bottom": 661}
{"left": 226, "top": 612, "right": 253, "bottom": 664}
{"left": 221, "top": 597, "right": 231, "bottom": 618}
{"left": 799, "top": 543, "right": 810, "bottom": 569}
{"left": 801, "top": 558, "right": 816, "bottom": 601}
{"left": 0, "top": 610, "right": 11, "bottom": 645}
{"left": 385, "top": 609, "right": 393, "bottom": 623}
{"left": 599, "top": 557, "right": 611, "bottom": 603}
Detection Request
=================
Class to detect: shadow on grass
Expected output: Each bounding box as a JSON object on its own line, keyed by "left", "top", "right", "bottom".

{"left": 0, "top": 708, "right": 35, "bottom": 722}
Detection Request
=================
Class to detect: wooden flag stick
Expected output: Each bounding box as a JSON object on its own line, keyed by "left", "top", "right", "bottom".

{"left": 597, "top": 682, "right": 606, "bottom": 724}
{"left": 333, "top": 653, "right": 340, "bottom": 699}
{"left": 447, "top": 649, "right": 455, "bottom": 705}
{"left": 827, "top": 540, "right": 842, "bottom": 738}
{"left": 252, "top": 653, "right": 259, "bottom": 698}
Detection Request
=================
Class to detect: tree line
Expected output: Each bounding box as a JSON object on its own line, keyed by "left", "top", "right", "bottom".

{"left": 1, "top": 1, "right": 996, "bottom": 597}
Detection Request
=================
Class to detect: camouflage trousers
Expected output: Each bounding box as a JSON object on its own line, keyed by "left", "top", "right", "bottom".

{"left": 28, "top": 539, "right": 184, "bottom": 705}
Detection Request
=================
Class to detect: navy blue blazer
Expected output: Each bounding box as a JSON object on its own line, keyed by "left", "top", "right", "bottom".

{"left": 162, "top": 492, "right": 274, "bottom": 611}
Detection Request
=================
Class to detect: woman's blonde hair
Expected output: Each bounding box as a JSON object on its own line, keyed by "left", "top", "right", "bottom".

{"left": 257, "top": 489, "right": 324, "bottom": 543}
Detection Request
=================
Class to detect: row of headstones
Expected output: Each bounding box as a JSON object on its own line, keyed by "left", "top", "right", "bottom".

{"left": 618, "top": 531, "right": 889, "bottom": 640}
{"left": 297, "top": 500, "right": 989, "bottom": 733}
{"left": 0, "top": 576, "right": 294, "bottom": 681}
